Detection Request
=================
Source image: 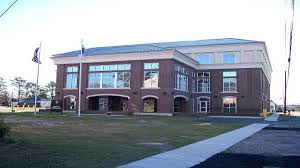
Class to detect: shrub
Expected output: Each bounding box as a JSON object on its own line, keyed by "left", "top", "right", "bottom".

{"left": 0, "top": 120, "right": 11, "bottom": 138}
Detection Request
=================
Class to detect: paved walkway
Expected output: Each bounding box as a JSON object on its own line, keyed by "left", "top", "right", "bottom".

{"left": 119, "top": 123, "right": 269, "bottom": 168}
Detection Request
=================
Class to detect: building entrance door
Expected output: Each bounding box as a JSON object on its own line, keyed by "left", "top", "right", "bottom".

{"left": 199, "top": 101, "right": 208, "bottom": 113}
{"left": 99, "top": 97, "right": 108, "bottom": 113}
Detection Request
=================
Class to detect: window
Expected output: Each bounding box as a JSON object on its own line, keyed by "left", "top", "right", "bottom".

{"left": 117, "top": 64, "right": 131, "bottom": 70}
{"left": 223, "top": 53, "right": 236, "bottom": 64}
{"left": 102, "top": 72, "right": 115, "bottom": 88}
{"left": 223, "top": 97, "right": 237, "bottom": 113}
{"left": 223, "top": 71, "right": 237, "bottom": 92}
{"left": 144, "top": 71, "right": 159, "bottom": 88}
{"left": 103, "top": 65, "right": 117, "bottom": 71}
{"left": 196, "top": 54, "right": 211, "bottom": 64}
{"left": 144, "top": 63, "right": 159, "bottom": 88}
{"left": 88, "top": 73, "right": 101, "bottom": 88}
{"left": 65, "top": 66, "right": 78, "bottom": 88}
{"left": 117, "top": 72, "right": 130, "bottom": 88}
{"left": 144, "top": 63, "right": 159, "bottom": 70}
{"left": 88, "top": 64, "right": 131, "bottom": 89}
{"left": 174, "top": 65, "right": 189, "bottom": 91}
{"left": 197, "top": 72, "right": 210, "bottom": 93}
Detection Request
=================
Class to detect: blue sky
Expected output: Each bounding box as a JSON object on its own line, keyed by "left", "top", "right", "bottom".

{"left": 0, "top": 0, "right": 299, "bottom": 104}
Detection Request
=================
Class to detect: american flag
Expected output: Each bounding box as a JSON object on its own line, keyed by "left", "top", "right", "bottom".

{"left": 32, "top": 47, "right": 41, "bottom": 64}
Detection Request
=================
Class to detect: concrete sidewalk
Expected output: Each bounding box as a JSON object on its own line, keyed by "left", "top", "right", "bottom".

{"left": 119, "top": 123, "right": 269, "bottom": 168}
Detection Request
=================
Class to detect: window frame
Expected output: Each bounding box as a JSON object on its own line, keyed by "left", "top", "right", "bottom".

{"left": 223, "top": 96, "right": 237, "bottom": 113}
{"left": 143, "top": 63, "right": 159, "bottom": 88}
{"left": 223, "top": 71, "right": 237, "bottom": 92}
{"left": 196, "top": 72, "right": 210, "bottom": 93}
{"left": 196, "top": 54, "right": 211, "bottom": 64}
{"left": 174, "top": 64, "right": 189, "bottom": 91}
{"left": 65, "top": 66, "right": 78, "bottom": 89}
{"left": 87, "top": 64, "right": 131, "bottom": 89}
{"left": 223, "top": 52, "right": 236, "bottom": 64}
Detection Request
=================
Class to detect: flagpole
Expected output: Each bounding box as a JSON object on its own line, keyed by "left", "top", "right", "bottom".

{"left": 34, "top": 42, "right": 42, "bottom": 116}
{"left": 78, "top": 39, "right": 83, "bottom": 116}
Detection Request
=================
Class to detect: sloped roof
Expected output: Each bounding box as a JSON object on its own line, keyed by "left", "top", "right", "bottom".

{"left": 53, "top": 38, "right": 260, "bottom": 57}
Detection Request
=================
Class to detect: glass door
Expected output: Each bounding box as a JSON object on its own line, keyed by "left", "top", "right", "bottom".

{"left": 99, "top": 97, "right": 108, "bottom": 113}
{"left": 200, "top": 101, "right": 208, "bottom": 113}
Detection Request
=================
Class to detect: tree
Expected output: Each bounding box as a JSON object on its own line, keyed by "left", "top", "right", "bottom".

{"left": 39, "top": 87, "right": 48, "bottom": 99}
{"left": 11, "top": 77, "right": 26, "bottom": 102}
{"left": 45, "top": 81, "right": 56, "bottom": 100}
{"left": 0, "top": 77, "right": 9, "bottom": 105}
{"left": 24, "top": 82, "right": 36, "bottom": 98}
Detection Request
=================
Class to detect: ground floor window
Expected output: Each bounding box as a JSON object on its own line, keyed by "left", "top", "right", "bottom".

{"left": 223, "top": 97, "right": 237, "bottom": 113}
{"left": 64, "top": 96, "right": 76, "bottom": 111}
{"left": 143, "top": 97, "right": 157, "bottom": 112}
{"left": 196, "top": 97, "right": 210, "bottom": 113}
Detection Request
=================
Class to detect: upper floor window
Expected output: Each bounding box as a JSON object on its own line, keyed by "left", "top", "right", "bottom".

{"left": 196, "top": 54, "right": 211, "bottom": 64}
{"left": 197, "top": 72, "right": 210, "bottom": 93}
{"left": 223, "top": 71, "right": 237, "bottom": 92}
{"left": 144, "top": 63, "right": 159, "bottom": 88}
{"left": 67, "top": 66, "right": 78, "bottom": 73}
{"left": 65, "top": 66, "right": 78, "bottom": 89}
{"left": 174, "top": 65, "right": 189, "bottom": 91}
{"left": 88, "top": 64, "right": 131, "bottom": 89}
{"left": 223, "top": 53, "right": 236, "bottom": 64}
{"left": 144, "top": 63, "right": 159, "bottom": 70}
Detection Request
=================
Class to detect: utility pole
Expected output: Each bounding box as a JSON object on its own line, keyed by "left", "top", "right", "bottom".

{"left": 284, "top": 71, "right": 287, "bottom": 114}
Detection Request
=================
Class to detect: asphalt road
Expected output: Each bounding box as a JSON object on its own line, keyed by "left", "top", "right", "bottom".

{"left": 193, "top": 115, "right": 300, "bottom": 168}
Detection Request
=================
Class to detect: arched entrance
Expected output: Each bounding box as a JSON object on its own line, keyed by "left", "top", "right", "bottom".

{"left": 143, "top": 96, "right": 158, "bottom": 113}
{"left": 174, "top": 95, "right": 188, "bottom": 113}
{"left": 64, "top": 95, "right": 76, "bottom": 111}
{"left": 87, "top": 94, "right": 129, "bottom": 113}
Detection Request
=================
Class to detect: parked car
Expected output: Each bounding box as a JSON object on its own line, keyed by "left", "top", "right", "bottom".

{"left": 276, "top": 107, "right": 283, "bottom": 112}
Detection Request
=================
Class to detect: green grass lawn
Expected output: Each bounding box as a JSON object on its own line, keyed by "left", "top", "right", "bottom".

{"left": 0, "top": 112, "right": 244, "bottom": 168}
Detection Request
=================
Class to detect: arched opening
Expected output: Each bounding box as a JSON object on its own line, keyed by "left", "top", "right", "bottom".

{"left": 87, "top": 95, "right": 129, "bottom": 113}
{"left": 64, "top": 95, "right": 76, "bottom": 111}
{"left": 174, "top": 96, "right": 188, "bottom": 113}
{"left": 196, "top": 97, "right": 210, "bottom": 113}
{"left": 143, "top": 97, "right": 158, "bottom": 113}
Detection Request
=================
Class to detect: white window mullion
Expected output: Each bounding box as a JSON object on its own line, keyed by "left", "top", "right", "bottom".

{"left": 114, "top": 72, "right": 117, "bottom": 88}
{"left": 100, "top": 73, "right": 103, "bottom": 88}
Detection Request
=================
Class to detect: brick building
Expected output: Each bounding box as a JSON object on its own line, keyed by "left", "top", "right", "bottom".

{"left": 51, "top": 38, "right": 272, "bottom": 116}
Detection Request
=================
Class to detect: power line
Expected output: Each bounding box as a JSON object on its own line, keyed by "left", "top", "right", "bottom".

{"left": 0, "top": 0, "right": 19, "bottom": 20}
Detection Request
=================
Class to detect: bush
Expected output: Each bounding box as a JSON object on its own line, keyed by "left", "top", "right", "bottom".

{"left": 0, "top": 120, "right": 10, "bottom": 138}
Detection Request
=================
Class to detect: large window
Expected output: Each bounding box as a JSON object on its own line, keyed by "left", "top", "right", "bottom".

{"left": 144, "top": 63, "right": 159, "bottom": 88}
{"left": 223, "top": 53, "right": 236, "bottom": 64}
{"left": 223, "top": 71, "right": 237, "bottom": 92}
{"left": 197, "top": 72, "right": 210, "bottom": 93}
{"left": 174, "top": 65, "right": 189, "bottom": 91}
{"left": 65, "top": 66, "right": 78, "bottom": 89}
{"left": 223, "top": 97, "right": 237, "bottom": 113}
{"left": 88, "top": 64, "right": 131, "bottom": 88}
{"left": 195, "top": 54, "right": 211, "bottom": 64}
